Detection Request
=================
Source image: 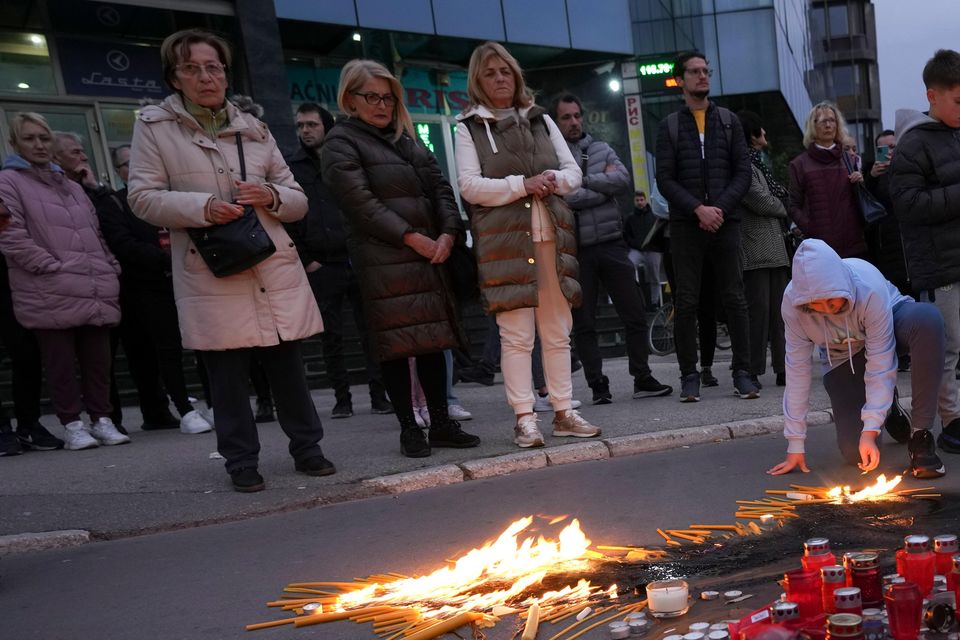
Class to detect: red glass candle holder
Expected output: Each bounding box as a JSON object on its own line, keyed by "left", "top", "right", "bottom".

{"left": 885, "top": 582, "right": 923, "bottom": 640}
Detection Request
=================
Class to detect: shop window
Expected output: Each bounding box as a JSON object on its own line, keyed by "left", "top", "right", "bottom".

{"left": 0, "top": 32, "right": 57, "bottom": 95}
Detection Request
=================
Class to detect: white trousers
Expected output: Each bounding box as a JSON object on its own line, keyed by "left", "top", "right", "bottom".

{"left": 496, "top": 241, "right": 573, "bottom": 415}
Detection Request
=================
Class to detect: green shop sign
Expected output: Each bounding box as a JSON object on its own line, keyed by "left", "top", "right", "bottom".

{"left": 287, "top": 65, "right": 470, "bottom": 115}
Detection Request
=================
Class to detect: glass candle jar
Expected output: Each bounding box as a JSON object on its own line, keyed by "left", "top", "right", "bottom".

{"left": 848, "top": 553, "right": 882, "bottom": 608}
{"left": 826, "top": 613, "right": 864, "bottom": 639}
{"left": 822, "top": 565, "right": 847, "bottom": 614}
{"left": 785, "top": 568, "right": 824, "bottom": 619}
{"left": 949, "top": 554, "right": 960, "bottom": 595}
{"left": 804, "top": 538, "right": 838, "bottom": 572}
{"left": 899, "top": 535, "right": 935, "bottom": 596}
{"left": 934, "top": 534, "right": 958, "bottom": 576}
{"left": 884, "top": 582, "right": 923, "bottom": 640}
{"left": 833, "top": 587, "right": 862, "bottom": 616}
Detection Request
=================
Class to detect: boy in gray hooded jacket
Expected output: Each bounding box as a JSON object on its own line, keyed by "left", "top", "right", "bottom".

{"left": 770, "top": 239, "right": 945, "bottom": 478}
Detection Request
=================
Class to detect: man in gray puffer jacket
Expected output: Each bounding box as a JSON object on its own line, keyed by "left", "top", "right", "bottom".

{"left": 552, "top": 95, "right": 672, "bottom": 403}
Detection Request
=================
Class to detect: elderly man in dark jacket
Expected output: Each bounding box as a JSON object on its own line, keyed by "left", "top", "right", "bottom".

{"left": 654, "top": 51, "right": 755, "bottom": 402}
{"left": 552, "top": 95, "right": 671, "bottom": 404}
{"left": 891, "top": 48, "right": 960, "bottom": 455}
{"left": 285, "top": 103, "right": 393, "bottom": 419}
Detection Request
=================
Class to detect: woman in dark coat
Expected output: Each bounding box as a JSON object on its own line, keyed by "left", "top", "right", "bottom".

{"left": 321, "top": 59, "right": 480, "bottom": 458}
{"left": 788, "top": 101, "right": 867, "bottom": 258}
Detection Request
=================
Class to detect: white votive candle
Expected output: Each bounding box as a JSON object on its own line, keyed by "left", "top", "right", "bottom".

{"left": 646, "top": 579, "right": 690, "bottom": 616}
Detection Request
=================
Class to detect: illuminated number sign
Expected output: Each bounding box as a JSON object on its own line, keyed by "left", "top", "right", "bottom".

{"left": 638, "top": 61, "right": 674, "bottom": 77}
{"left": 416, "top": 123, "right": 435, "bottom": 152}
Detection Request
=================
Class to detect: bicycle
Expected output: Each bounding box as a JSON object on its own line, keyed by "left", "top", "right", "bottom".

{"left": 648, "top": 301, "right": 676, "bottom": 356}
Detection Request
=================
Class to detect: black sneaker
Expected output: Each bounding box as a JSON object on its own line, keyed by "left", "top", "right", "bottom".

{"left": 370, "top": 395, "right": 395, "bottom": 415}
{"left": 885, "top": 388, "right": 912, "bottom": 444}
{"left": 680, "top": 373, "right": 701, "bottom": 403}
{"left": 331, "top": 398, "right": 353, "bottom": 419}
{"left": 591, "top": 375, "right": 613, "bottom": 405}
{"left": 938, "top": 418, "right": 960, "bottom": 454}
{"left": 1, "top": 428, "right": 23, "bottom": 456}
{"left": 230, "top": 467, "right": 265, "bottom": 493}
{"left": 429, "top": 421, "right": 481, "bottom": 448}
{"left": 254, "top": 399, "right": 275, "bottom": 423}
{"left": 633, "top": 376, "right": 673, "bottom": 399}
{"left": 457, "top": 365, "right": 495, "bottom": 386}
{"left": 400, "top": 428, "right": 431, "bottom": 458}
{"left": 732, "top": 370, "right": 760, "bottom": 399}
{"left": 700, "top": 367, "right": 719, "bottom": 387}
{"left": 295, "top": 454, "right": 337, "bottom": 477}
{"left": 750, "top": 374, "right": 763, "bottom": 390}
{"left": 16, "top": 422, "right": 64, "bottom": 451}
{"left": 909, "top": 430, "right": 945, "bottom": 478}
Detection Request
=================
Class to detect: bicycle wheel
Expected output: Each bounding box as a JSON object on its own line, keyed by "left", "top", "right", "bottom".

{"left": 648, "top": 302, "right": 676, "bottom": 356}
{"left": 716, "top": 322, "right": 732, "bottom": 350}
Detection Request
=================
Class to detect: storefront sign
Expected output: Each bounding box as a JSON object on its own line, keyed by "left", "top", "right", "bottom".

{"left": 624, "top": 93, "right": 650, "bottom": 193}
{"left": 288, "top": 65, "right": 470, "bottom": 115}
{"left": 58, "top": 38, "right": 165, "bottom": 98}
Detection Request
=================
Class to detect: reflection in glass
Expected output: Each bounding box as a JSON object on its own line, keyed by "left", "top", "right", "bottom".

{"left": 0, "top": 32, "right": 56, "bottom": 94}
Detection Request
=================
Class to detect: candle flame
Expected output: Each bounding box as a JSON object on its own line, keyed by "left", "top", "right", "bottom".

{"left": 335, "top": 517, "right": 603, "bottom": 618}
{"left": 826, "top": 474, "right": 903, "bottom": 502}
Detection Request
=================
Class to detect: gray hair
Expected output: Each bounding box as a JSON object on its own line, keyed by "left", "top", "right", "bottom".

{"left": 52, "top": 131, "right": 83, "bottom": 155}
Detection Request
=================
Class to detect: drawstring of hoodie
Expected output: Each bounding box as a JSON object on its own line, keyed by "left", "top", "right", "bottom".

{"left": 819, "top": 314, "right": 857, "bottom": 374}
{"left": 482, "top": 119, "right": 498, "bottom": 154}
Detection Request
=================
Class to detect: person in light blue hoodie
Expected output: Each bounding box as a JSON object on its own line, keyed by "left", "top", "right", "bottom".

{"left": 769, "top": 239, "right": 946, "bottom": 478}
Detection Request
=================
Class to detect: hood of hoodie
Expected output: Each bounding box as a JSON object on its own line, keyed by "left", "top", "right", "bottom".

{"left": 895, "top": 108, "right": 944, "bottom": 140}
{"left": 788, "top": 239, "right": 856, "bottom": 311}
{"left": 2, "top": 153, "right": 64, "bottom": 173}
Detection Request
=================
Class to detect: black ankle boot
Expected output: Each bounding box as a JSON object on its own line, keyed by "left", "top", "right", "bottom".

{"left": 398, "top": 414, "right": 430, "bottom": 458}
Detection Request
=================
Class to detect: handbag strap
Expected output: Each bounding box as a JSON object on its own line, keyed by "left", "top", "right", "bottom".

{"left": 840, "top": 149, "right": 854, "bottom": 176}
{"left": 235, "top": 132, "right": 247, "bottom": 181}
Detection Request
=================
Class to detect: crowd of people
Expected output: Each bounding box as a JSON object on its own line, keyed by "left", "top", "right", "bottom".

{"left": 0, "top": 27, "right": 958, "bottom": 491}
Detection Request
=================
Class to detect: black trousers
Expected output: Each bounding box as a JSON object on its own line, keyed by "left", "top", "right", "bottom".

{"left": 571, "top": 240, "right": 652, "bottom": 387}
{"left": 200, "top": 341, "right": 324, "bottom": 473}
{"left": 109, "top": 290, "right": 169, "bottom": 425}
{"left": 670, "top": 221, "right": 751, "bottom": 376}
{"left": 380, "top": 352, "right": 446, "bottom": 426}
{"left": 307, "top": 264, "right": 384, "bottom": 402}
{"left": 743, "top": 266, "right": 789, "bottom": 376}
{"left": 663, "top": 249, "right": 718, "bottom": 367}
{"left": 122, "top": 287, "right": 195, "bottom": 416}
{"left": 0, "top": 281, "right": 41, "bottom": 427}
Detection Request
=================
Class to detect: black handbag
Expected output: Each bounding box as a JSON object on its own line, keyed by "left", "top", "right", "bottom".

{"left": 842, "top": 152, "right": 888, "bottom": 224}
{"left": 187, "top": 133, "right": 276, "bottom": 277}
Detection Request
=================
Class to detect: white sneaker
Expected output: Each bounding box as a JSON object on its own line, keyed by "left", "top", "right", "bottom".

{"left": 180, "top": 409, "right": 213, "bottom": 435}
{"left": 90, "top": 417, "right": 131, "bottom": 446}
{"left": 63, "top": 420, "right": 98, "bottom": 450}
{"left": 513, "top": 413, "right": 544, "bottom": 448}
{"left": 447, "top": 403, "right": 472, "bottom": 420}
{"left": 552, "top": 410, "right": 601, "bottom": 438}
{"left": 533, "top": 396, "right": 582, "bottom": 412}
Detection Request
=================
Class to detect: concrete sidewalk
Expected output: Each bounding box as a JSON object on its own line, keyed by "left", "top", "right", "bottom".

{"left": 0, "top": 355, "right": 911, "bottom": 550}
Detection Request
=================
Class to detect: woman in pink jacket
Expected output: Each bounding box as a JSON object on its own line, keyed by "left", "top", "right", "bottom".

{"left": 0, "top": 112, "right": 128, "bottom": 451}
{"left": 127, "top": 29, "right": 335, "bottom": 492}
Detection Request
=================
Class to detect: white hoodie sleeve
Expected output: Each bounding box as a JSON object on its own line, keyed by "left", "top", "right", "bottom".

{"left": 541, "top": 114, "right": 582, "bottom": 195}
{"left": 455, "top": 122, "right": 527, "bottom": 206}
{"left": 782, "top": 301, "right": 816, "bottom": 454}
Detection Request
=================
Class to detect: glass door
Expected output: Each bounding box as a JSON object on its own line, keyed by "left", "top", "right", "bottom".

{"left": 0, "top": 102, "right": 109, "bottom": 183}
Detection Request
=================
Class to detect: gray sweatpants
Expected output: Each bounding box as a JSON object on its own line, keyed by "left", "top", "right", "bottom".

{"left": 920, "top": 286, "right": 960, "bottom": 425}
{"left": 822, "top": 301, "right": 944, "bottom": 465}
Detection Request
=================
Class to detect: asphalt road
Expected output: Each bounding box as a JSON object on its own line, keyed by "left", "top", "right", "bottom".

{"left": 2, "top": 421, "right": 949, "bottom": 640}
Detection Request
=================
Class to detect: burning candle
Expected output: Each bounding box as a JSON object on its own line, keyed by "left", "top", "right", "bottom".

{"left": 646, "top": 579, "right": 690, "bottom": 618}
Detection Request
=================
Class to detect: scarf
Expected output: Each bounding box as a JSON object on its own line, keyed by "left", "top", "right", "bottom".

{"left": 749, "top": 148, "right": 788, "bottom": 201}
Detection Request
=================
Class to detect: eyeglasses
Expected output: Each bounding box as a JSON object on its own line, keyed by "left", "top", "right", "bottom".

{"left": 176, "top": 62, "right": 227, "bottom": 78}
{"left": 685, "top": 67, "right": 713, "bottom": 77}
{"left": 352, "top": 92, "right": 397, "bottom": 107}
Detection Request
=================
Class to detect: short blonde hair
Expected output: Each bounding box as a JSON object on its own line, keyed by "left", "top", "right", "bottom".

{"left": 466, "top": 42, "right": 533, "bottom": 109}
{"left": 336, "top": 59, "right": 413, "bottom": 142}
{"left": 803, "top": 101, "right": 849, "bottom": 147}
{"left": 8, "top": 112, "right": 52, "bottom": 146}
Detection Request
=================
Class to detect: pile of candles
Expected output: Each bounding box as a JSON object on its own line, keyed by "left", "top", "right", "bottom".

{"left": 733, "top": 534, "right": 960, "bottom": 639}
